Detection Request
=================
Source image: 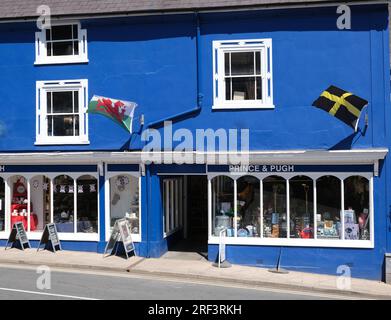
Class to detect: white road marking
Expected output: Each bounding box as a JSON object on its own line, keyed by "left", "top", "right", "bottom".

{"left": 0, "top": 287, "right": 99, "bottom": 300}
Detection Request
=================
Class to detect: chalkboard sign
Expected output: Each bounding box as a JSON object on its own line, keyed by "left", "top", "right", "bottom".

{"left": 5, "top": 222, "right": 30, "bottom": 250}
{"left": 104, "top": 218, "right": 135, "bottom": 259}
{"left": 37, "top": 223, "right": 62, "bottom": 253}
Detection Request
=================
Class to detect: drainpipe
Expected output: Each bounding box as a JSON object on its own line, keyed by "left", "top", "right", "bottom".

{"left": 146, "top": 12, "right": 203, "bottom": 129}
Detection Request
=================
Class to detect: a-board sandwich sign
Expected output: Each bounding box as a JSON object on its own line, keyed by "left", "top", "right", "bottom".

{"left": 37, "top": 223, "right": 62, "bottom": 252}
{"left": 5, "top": 222, "right": 30, "bottom": 250}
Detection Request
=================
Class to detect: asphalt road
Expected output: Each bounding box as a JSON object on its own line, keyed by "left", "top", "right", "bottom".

{"left": 0, "top": 265, "right": 345, "bottom": 300}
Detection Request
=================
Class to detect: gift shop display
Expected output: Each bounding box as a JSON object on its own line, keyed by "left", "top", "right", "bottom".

{"left": 289, "top": 176, "right": 314, "bottom": 239}
{"left": 10, "top": 177, "right": 38, "bottom": 231}
{"left": 109, "top": 175, "right": 140, "bottom": 235}
{"left": 263, "top": 176, "right": 287, "bottom": 238}
{"left": 212, "top": 176, "right": 234, "bottom": 237}
{"left": 236, "top": 176, "right": 260, "bottom": 237}
{"left": 316, "top": 176, "right": 342, "bottom": 239}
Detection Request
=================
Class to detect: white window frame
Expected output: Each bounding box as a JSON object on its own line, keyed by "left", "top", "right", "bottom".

{"left": 35, "top": 21, "right": 88, "bottom": 65}
{"left": 36, "top": 79, "right": 89, "bottom": 145}
{"left": 208, "top": 172, "right": 374, "bottom": 249}
{"left": 212, "top": 39, "right": 274, "bottom": 110}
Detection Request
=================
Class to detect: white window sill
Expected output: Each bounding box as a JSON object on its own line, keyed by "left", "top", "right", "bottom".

{"left": 35, "top": 139, "right": 90, "bottom": 146}
{"left": 34, "top": 58, "right": 89, "bottom": 66}
{"left": 212, "top": 103, "right": 275, "bottom": 110}
{"left": 208, "top": 236, "right": 374, "bottom": 249}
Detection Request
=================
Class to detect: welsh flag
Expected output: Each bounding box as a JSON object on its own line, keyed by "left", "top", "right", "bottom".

{"left": 88, "top": 95, "right": 137, "bottom": 133}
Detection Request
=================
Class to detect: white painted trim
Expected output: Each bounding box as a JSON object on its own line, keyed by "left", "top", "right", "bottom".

{"left": 35, "top": 79, "right": 89, "bottom": 146}
{"left": 0, "top": 149, "right": 386, "bottom": 165}
{"left": 34, "top": 21, "right": 88, "bottom": 65}
{"left": 208, "top": 237, "right": 374, "bottom": 249}
{"left": 212, "top": 38, "right": 273, "bottom": 110}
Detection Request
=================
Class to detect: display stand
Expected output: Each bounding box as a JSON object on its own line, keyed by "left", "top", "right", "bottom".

{"left": 5, "top": 222, "right": 30, "bottom": 250}
{"left": 37, "top": 223, "right": 62, "bottom": 253}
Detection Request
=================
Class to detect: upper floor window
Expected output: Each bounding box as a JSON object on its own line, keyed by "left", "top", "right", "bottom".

{"left": 35, "top": 22, "right": 88, "bottom": 65}
{"left": 212, "top": 39, "right": 273, "bottom": 109}
{"left": 36, "top": 80, "right": 89, "bottom": 145}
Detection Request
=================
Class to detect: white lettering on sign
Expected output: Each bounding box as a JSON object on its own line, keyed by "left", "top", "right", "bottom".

{"left": 0, "top": 166, "right": 5, "bottom": 172}
{"left": 229, "top": 165, "right": 295, "bottom": 173}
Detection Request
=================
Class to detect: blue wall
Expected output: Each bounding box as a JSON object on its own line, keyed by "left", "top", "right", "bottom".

{"left": 0, "top": 5, "right": 388, "bottom": 152}
{"left": 0, "top": 4, "right": 389, "bottom": 280}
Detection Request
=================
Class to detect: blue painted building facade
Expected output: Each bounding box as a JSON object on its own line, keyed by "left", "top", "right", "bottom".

{"left": 0, "top": 2, "right": 389, "bottom": 280}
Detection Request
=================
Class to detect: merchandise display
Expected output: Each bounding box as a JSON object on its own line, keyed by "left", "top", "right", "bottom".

{"left": 110, "top": 175, "right": 140, "bottom": 234}
{"left": 263, "top": 176, "right": 287, "bottom": 238}
{"left": 10, "top": 178, "right": 38, "bottom": 231}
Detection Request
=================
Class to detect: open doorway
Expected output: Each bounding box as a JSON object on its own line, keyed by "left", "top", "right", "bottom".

{"left": 163, "top": 175, "right": 208, "bottom": 258}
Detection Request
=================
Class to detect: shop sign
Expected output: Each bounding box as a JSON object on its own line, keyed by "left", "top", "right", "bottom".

{"left": 208, "top": 164, "right": 374, "bottom": 174}
{"left": 229, "top": 165, "right": 295, "bottom": 173}
{"left": 37, "top": 223, "right": 61, "bottom": 253}
{"left": 104, "top": 218, "right": 135, "bottom": 259}
{"left": 5, "top": 222, "right": 30, "bottom": 250}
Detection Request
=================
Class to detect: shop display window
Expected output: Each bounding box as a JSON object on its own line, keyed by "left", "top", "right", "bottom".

{"left": 344, "top": 176, "right": 370, "bottom": 240}
{"left": 211, "top": 176, "right": 235, "bottom": 237}
{"left": 76, "top": 175, "right": 98, "bottom": 233}
{"left": 30, "top": 175, "right": 51, "bottom": 232}
{"left": 237, "top": 176, "right": 260, "bottom": 237}
{"left": 209, "top": 172, "right": 372, "bottom": 245}
{"left": 53, "top": 175, "right": 75, "bottom": 233}
{"left": 10, "top": 175, "right": 31, "bottom": 231}
{"left": 316, "top": 176, "right": 342, "bottom": 239}
{"left": 263, "top": 176, "right": 287, "bottom": 238}
{"left": 289, "top": 176, "right": 314, "bottom": 239}
{"left": 110, "top": 175, "right": 140, "bottom": 235}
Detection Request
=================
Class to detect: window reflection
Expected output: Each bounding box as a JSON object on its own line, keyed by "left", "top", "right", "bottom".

{"left": 53, "top": 175, "right": 75, "bottom": 233}
{"left": 263, "top": 176, "right": 287, "bottom": 238}
{"left": 344, "top": 176, "right": 370, "bottom": 240}
{"left": 77, "top": 175, "right": 98, "bottom": 233}
{"left": 316, "top": 176, "right": 341, "bottom": 239}
{"left": 237, "top": 176, "right": 260, "bottom": 237}
{"left": 289, "top": 176, "right": 314, "bottom": 239}
{"left": 211, "top": 176, "right": 234, "bottom": 237}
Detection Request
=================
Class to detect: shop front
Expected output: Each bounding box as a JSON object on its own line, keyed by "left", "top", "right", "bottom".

{"left": 0, "top": 164, "right": 100, "bottom": 250}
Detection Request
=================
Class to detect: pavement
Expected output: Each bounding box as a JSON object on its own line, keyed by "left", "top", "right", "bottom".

{"left": 0, "top": 248, "right": 390, "bottom": 299}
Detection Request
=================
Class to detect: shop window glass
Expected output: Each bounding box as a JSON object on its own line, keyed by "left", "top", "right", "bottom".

{"left": 289, "top": 176, "right": 314, "bottom": 239}
{"left": 211, "top": 176, "right": 234, "bottom": 237}
{"left": 53, "top": 175, "right": 75, "bottom": 233}
{"left": 263, "top": 176, "right": 287, "bottom": 238}
{"left": 316, "top": 176, "right": 341, "bottom": 239}
{"left": 30, "top": 175, "right": 51, "bottom": 232}
{"left": 110, "top": 175, "right": 140, "bottom": 234}
{"left": 237, "top": 176, "right": 260, "bottom": 237}
{"left": 10, "top": 176, "right": 29, "bottom": 231}
{"left": 0, "top": 177, "right": 5, "bottom": 231}
{"left": 344, "top": 176, "right": 370, "bottom": 240}
{"left": 76, "top": 175, "right": 98, "bottom": 233}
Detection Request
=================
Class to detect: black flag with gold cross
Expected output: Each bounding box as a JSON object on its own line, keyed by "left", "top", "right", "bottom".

{"left": 312, "top": 85, "right": 368, "bottom": 131}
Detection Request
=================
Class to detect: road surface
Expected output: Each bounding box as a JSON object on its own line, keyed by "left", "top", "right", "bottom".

{"left": 0, "top": 264, "right": 353, "bottom": 300}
